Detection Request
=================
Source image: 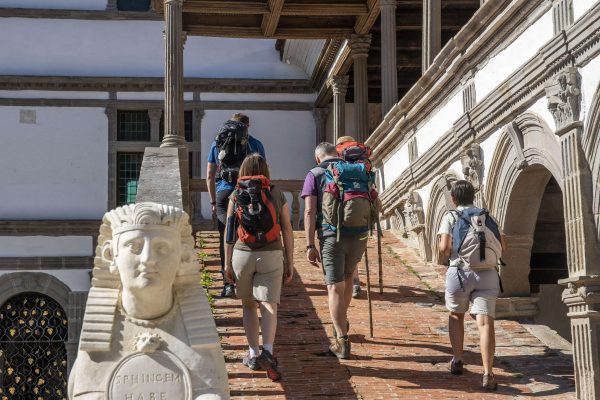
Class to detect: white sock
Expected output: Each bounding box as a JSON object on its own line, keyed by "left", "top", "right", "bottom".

{"left": 249, "top": 346, "right": 260, "bottom": 358}
{"left": 262, "top": 344, "right": 273, "bottom": 355}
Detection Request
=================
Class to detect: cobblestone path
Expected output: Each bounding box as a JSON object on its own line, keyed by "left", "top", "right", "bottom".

{"left": 198, "top": 231, "right": 575, "bottom": 399}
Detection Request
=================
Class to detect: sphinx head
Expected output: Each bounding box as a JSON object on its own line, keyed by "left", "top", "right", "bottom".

{"left": 97, "top": 202, "right": 196, "bottom": 319}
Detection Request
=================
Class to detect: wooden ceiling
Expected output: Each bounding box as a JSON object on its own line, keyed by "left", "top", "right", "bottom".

{"left": 152, "top": 0, "right": 379, "bottom": 38}
{"left": 347, "top": 0, "right": 480, "bottom": 102}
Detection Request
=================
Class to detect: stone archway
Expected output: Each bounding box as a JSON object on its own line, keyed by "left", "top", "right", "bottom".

{"left": 424, "top": 170, "right": 459, "bottom": 265}
{"left": 584, "top": 82, "right": 600, "bottom": 241}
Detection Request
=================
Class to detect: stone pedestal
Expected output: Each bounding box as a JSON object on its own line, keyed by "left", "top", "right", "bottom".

{"left": 560, "top": 276, "right": 600, "bottom": 399}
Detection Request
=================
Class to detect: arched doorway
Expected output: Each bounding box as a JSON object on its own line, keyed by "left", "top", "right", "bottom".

{"left": 0, "top": 293, "right": 68, "bottom": 400}
{"left": 486, "top": 111, "right": 569, "bottom": 339}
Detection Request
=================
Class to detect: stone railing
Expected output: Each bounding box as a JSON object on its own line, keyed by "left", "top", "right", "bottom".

{"left": 189, "top": 179, "right": 305, "bottom": 230}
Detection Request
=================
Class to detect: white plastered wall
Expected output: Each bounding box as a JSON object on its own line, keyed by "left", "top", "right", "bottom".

{"left": 0, "top": 107, "right": 108, "bottom": 219}
{"left": 414, "top": 91, "right": 463, "bottom": 155}
{"left": 0, "top": 237, "right": 93, "bottom": 257}
{"left": 574, "top": 0, "right": 600, "bottom": 20}
{"left": 200, "top": 110, "right": 315, "bottom": 219}
{"left": 474, "top": 9, "right": 554, "bottom": 101}
{"left": 0, "top": 19, "right": 307, "bottom": 79}
{"left": 581, "top": 55, "right": 600, "bottom": 124}
{"left": 0, "top": 0, "right": 107, "bottom": 10}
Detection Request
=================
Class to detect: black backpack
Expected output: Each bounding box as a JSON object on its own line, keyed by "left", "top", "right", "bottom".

{"left": 215, "top": 120, "right": 248, "bottom": 184}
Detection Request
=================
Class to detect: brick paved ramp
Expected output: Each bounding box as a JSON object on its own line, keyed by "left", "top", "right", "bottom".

{"left": 199, "top": 232, "right": 575, "bottom": 399}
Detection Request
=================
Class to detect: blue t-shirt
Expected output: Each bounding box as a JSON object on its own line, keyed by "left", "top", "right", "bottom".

{"left": 207, "top": 135, "right": 266, "bottom": 192}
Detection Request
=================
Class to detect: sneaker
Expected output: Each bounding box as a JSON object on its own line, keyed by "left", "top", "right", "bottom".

{"left": 221, "top": 284, "right": 235, "bottom": 298}
{"left": 332, "top": 320, "right": 350, "bottom": 338}
{"left": 256, "top": 350, "right": 282, "bottom": 381}
{"left": 352, "top": 284, "right": 361, "bottom": 298}
{"left": 482, "top": 373, "right": 498, "bottom": 391}
{"left": 242, "top": 353, "right": 260, "bottom": 371}
{"left": 329, "top": 336, "right": 351, "bottom": 359}
{"left": 449, "top": 359, "right": 464, "bottom": 375}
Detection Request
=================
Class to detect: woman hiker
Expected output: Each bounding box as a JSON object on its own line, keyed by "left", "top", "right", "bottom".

{"left": 224, "top": 153, "right": 295, "bottom": 381}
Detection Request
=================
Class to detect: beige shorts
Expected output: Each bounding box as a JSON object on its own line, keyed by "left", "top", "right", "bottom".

{"left": 232, "top": 249, "right": 284, "bottom": 303}
{"left": 445, "top": 267, "right": 500, "bottom": 318}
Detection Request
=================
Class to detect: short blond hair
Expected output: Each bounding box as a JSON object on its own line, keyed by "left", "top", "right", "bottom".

{"left": 336, "top": 135, "right": 356, "bottom": 145}
{"left": 231, "top": 113, "right": 250, "bottom": 126}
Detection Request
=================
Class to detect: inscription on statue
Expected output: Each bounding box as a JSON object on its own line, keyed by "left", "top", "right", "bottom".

{"left": 109, "top": 352, "right": 191, "bottom": 400}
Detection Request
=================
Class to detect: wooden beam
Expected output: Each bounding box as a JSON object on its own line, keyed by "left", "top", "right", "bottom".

{"left": 182, "top": 1, "right": 268, "bottom": 14}
{"left": 281, "top": 3, "right": 369, "bottom": 16}
{"left": 185, "top": 24, "right": 353, "bottom": 38}
{"left": 355, "top": 0, "right": 380, "bottom": 34}
{"left": 262, "top": 0, "right": 285, "bottom": 37}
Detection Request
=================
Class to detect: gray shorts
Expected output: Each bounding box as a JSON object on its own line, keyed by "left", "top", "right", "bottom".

{"left": 232, "top": 249, "right": 284, "bottom": 303}
{"left": 445, "top": 267, "right": 500, "bottom": 318}
{"left": 320, "top": 235, "right": 367, "bottom": 285}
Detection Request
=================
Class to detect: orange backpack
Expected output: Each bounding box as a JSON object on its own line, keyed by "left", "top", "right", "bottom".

{"left": 233, "top": 175, "right": 281, "bottom": 244}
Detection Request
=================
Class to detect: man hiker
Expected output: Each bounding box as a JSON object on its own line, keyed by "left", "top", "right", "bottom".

{"left": 438, "top": 180, "right": 507, "bottom": 390}
{"left": 207, "top": 113, "right": 266, "bottom": 298}
{"left": 336, "top": 136, "right": 364, "bottom": 299}
{"left": 302, "top": 141, "right": 376, "bottom": 358}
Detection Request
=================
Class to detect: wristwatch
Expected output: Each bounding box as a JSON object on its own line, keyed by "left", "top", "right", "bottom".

{"left": 306, "top": 244, "right": 316, "bottom": 250}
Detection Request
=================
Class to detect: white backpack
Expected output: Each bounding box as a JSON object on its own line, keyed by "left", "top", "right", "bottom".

{"left": 450, "top": 208, "right": 502, "bottom": 270}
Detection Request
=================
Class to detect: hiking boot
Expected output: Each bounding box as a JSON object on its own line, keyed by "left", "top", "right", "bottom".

{"left": 449, "top": 359, "right": 464, "bottom": 375}
{"left": 221, "top": 284, "right": 235, "bottom": 298}
{"left": 329, "top": 336, "right": 351, "bottom": 359}
{"left": 256, "top": 350, "right": 282, "bottom": 381}
{"left": 332, "top": 320, "right": 350, "bottom": 338}
{"left": 482, "top": 373, "right": 498, "bottom": 391}
{"left": 352, "top": 284, "right": 362, "bottom": 299}
{"left": 242, "top": 353, "right": 260, "bottom": 371}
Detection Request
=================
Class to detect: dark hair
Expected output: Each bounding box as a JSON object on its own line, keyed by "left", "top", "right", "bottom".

{"left": 451, "top": 180, "right": 475, "bottom": 206}
{"left": 239, "top": 153, "right": 270, "bottom": 179}
{"left": 231, "top": 113, "right": 250, "bottom": 126}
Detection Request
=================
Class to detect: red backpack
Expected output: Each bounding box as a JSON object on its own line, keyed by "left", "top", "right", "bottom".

{"left": 233, "top": 175, "right": 281, "bottom": 244}
{"left": 336, "top": 141, "right": 373, "bottom": 172}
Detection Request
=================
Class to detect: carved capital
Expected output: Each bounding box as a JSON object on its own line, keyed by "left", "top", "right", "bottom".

{"left": 545, "top": 66, "right": 582, "bottom": 130}
{"left": 330, "top": 75, "right": 349, "bottom": 95}
{"left": 192, "top": 108, "right": 205, "bottom": 124}
{"left": 148, "top": 108, "right": 163, "bottom": 122}
{"left": 460, "top": 142, "right": 484, "bottom": 191}
{"left": 348, "top": 34, "right": 372, "bottom": 58}
{"left": 312, "top": 107, "right": 330, "bottom": 123}
{"left": 560, "top": 276, "right": 600, "bottom": 316}
{"left": 379, "top": 0, "right": 397, "bottom": 9}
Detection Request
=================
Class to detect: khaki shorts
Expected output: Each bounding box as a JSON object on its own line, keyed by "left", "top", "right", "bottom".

{"left": 232, "top": 249, "right": 284, "bottom": 303}
{"left": 320, "top": 235, "right": 367, "bottom": 285}
{"left": 445, "top": 267, "right": 500, "bottom": 318}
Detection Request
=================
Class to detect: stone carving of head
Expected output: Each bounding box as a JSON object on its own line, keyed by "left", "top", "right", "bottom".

{"left": 96, "top": 203, "right": 197, "bottom": 320}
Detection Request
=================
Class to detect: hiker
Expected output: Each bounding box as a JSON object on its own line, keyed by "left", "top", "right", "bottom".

{"left": 223, "top": 154, "right": 295, "bottom": 382}
{"left": 336, "top": 136, "right": 364, "bottom": 299}
{"left": 207, "top": 113, "right": 266, "bottom": 298}
{"left": 302, "top": 141, "right": 377, "bottom": 359}
{"left": 438, "top": 180, "right": 507, "bottom": 391}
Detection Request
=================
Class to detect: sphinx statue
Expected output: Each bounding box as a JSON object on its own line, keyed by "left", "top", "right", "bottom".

{"left": 69, "top": 202, "right": 229, "bottom": 400}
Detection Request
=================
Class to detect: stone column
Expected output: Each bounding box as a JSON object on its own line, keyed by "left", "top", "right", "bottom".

{"left": 330, "top": 75, "right": 349, "bottom": 144}
{"left": 422, "top": 0, "right": 441, "bottom": 72}
{"left": 66, "top": 291, "right": 87, "bottom": 373}
{"left": 552, "top": 0, "right": 574, "bottom": 34}
{"left": 380, "top": 0, "right": 398, "bottom": 118}
{"left": 312, "top": 108, "right": 329, "bottom": 146}
{"left": 148, "top": 108, "right": 163, "bottom": 146}
{"left": 161, "top": 0, "right": 186, "bottom": 148}
{"left": 191, "top": 106, "right": 205, "bottom": 220}
{"left": 546, "top": 67, "right": 600, "bottom": 400}
{"left": 105, "top": 102, "right": 118, "bottom": 210}
{"left": 349, "top": 34, "right": 372, "bottom": 143}
{"left": 106, "top": 0, "right": 117, "bottom": 11}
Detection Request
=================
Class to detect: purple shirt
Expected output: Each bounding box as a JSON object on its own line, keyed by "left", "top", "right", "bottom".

{"left": 301, "top": 172, "right": 318, "bottom": 199}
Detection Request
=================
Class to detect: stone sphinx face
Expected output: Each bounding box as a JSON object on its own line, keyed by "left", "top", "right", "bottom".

{"left": 113, "top": 227, "right": 180, "bottom": 294}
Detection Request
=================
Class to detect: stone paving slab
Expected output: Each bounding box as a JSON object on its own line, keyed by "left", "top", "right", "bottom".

{"left": 198, "top": 231, "right": 575, "bottom": 399}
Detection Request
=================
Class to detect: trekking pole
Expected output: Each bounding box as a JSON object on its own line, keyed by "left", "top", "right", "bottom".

{"left": 377, "top": 231, "right": 383, "bottom": 294}
{"left": 364, "top": 245, "right": 374, "bottom": 338}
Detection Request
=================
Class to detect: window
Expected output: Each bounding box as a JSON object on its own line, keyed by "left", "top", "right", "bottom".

{"left": 160, "top": 111, "right": 193, "bottom": 142}
{"left": 0, "top": 293, "right": 68, "bottom": 400}
{"left": 117, "top": 0, "right": 150, "bottom": 11}
{"left": 117, "top": 111, "right": 150, "bottom": 141}
{"left": 117, "top": 153, "right": 144, "bottom": 206}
